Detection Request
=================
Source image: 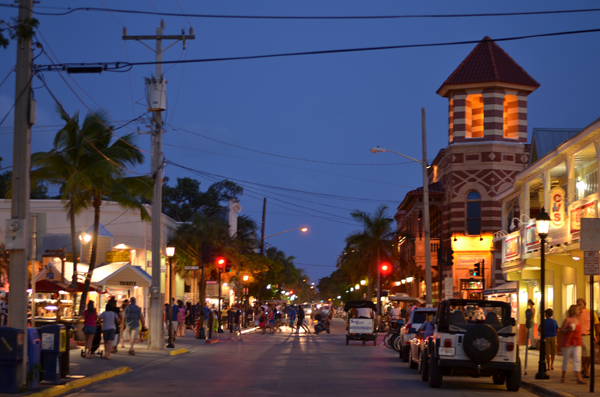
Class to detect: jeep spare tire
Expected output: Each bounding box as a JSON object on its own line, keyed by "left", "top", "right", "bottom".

{"left": 462, "top": 324, "right": 499, "bottom": 363}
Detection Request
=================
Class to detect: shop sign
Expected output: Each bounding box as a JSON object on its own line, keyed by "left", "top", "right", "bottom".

{"left": 456, "top": 255, "right": 487, "bottom": 267}
{"left": 550, "top": 187, "right": 566, "bottom": 228}
{"left": 504, "top": 232, "right": 521, "bottom": 262}
{"left": 570, "top": 200, "right": 597, "bottom": 235}
{"left": 46, "top": 269, "right": 55, "bottom": 280}
{"left": 119, "top": 281, "right": 136, "bottom": 286}
{"left": 524, "top": 223, "right": 540, "bottom": 251}
{"left": 583, "top": 251, "right": 600, "bottom": 276}
{"left": 106, "top": 250, "right": 130, "bottom": 263}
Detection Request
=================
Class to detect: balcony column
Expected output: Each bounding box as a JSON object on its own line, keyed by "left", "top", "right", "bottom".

{"left": 566, "top": 155, "right": 575, "bottom": 205}
{"left": 523, "top": 181, "right": 530, "bottom": 220}
{"left": 542, "top": 171, "right": 551, "bottom": 210}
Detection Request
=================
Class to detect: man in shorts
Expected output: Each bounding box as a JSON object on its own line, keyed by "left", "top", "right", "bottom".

{"left": 577, "top": 298, "right": 599, "bottom": 378}
{"left": 123, "top": 297, "right": 145, "bottom": 355}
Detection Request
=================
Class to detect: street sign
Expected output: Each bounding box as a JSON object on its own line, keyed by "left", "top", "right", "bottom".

{"left": 584, "top": 251, "right": 600, "bottom": 276}
{"left": 184, "top": 266, "right": 200, "bottom": 270}
{"left": 580, "top": 218, "right": 600, "bottom": 251}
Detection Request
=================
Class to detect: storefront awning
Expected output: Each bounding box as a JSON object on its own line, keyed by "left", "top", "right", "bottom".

{"left": 483, "top": 281, "right": 518, "bottom": 296}
{"left": 92, "top": 262, "right": 151, "bottom": 287}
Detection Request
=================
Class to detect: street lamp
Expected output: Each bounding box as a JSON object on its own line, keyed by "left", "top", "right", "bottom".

{"left": 259, "top": 226, "right": 309, "bottom": 301}
{"left": 535, "top": 207, "right": 550, "bottom": 380}
{"left": 360, "top": 280, "right": 366, "bottom": 285}
{"left": 370, "top": 109, "right": 432, "bottom": 307}
{"left": 166, "top": 246, "right": 175, "bottom": 348}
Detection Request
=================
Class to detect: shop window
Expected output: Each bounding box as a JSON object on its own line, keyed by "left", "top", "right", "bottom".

{"left": 503, "top": 94, "right": 519, "bottom": 139}
{"left": 466, "top": 190, "right": 481, "bottom": 235}
{"left": 184, "top": 284, "right": 191, "bottom": 293}
{"left": 565, "top": 283, "right": 576, "bottom": 316}
{"left": 465, "top": 94, "right": 484, "bottom": 138}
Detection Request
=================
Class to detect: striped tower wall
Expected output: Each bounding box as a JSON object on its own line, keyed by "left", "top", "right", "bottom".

{"left": 449, "top": 88, "right": 529, "bottom": 144}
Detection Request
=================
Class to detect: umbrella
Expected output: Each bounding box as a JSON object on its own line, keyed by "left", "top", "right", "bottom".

{"left": 29, "top": 279, "right": 63, "bottom": 292}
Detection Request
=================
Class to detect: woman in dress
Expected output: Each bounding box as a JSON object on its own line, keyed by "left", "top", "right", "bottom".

{"left": 82, "top": 300, "right": 98, "bottom": 358}
{"left": 177, "top": 300, "right": 187, "bottom": 337}
{"left": 559, "top": 304, "right": 585, "bottom": 384}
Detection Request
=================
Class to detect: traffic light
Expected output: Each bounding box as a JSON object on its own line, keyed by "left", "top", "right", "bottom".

{"left": 215, "top": 256, "right": 226, "bottom": 271}
{"left": 473, "top": 261, "right": 481, "bottom": 277}
{"left": 447, "top": 248, "right": 454, "bottom": 267}
{"left": 201, "top": 243, "right": 216, "bottom": 264}
{"left": 380, "top": 262, "right": 391, "bottom": 276}
{"left": 224, "top": 259, "right": 232, "bottom": 273}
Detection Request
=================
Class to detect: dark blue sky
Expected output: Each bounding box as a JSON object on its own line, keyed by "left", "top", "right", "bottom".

{"left": 1, "top": 1, "right": 599, "bottom": 283}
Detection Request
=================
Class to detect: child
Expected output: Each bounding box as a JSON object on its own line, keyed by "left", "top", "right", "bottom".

{"left": 538, "top": 308, "right": 559, "bottom": 370}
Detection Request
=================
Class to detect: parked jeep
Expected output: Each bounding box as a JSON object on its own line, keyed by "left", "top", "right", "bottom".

{"left": 420, "top": 299, "right": 521, "bottom": 391}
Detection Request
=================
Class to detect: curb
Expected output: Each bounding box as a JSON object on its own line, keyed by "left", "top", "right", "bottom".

{"left": 29, "top": 366, "right": 132, "bottom": 397}
{"left": 169, "top": 348, "right": 188, "bottom": 356}
{"left": 521, "top": 379, "right": 576, "bottom": 397}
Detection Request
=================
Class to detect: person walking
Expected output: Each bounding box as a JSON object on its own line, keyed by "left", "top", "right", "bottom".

{"left": 230, "top": 304, "right": 243, "bottom": 342}
{"left": 119, "top": 299, "right": 129, "bottom": 349}
{"left": 82, "top": 300, "right": 98, "bottom": 359}
{"left": 177, "top": 300, "right": 187, "bottom": 337}
{"left": 105, "top": 297, "right": 122, "bottom": 354}
{"left": 538, "top": 308, "right": 559, "bottom": 370}
{"left": 576, "top": 298, "right": 599, "bottom": 378}
{"left": 289, "top": 305, "right": 297, "bottom": 333}
{"left": 559, "top": 304, "right": 585, "bottom": 384}
{"left": 123, "top": 297, "right": 145, "bottom": 355}
{"left": 525, "top": 299, "right": 536, "bottom": 349}
{"left": 99, "top": 302, "right": 120, "bottom": 359}
{"left": 258, "top": 308, "right": 267, "bottom": 334}
{"left": 211, "top": 308, "right": 220, "bottom": 340}
{"left": 186, "top": 301, "right": 196, "bottom": 335}
{"left": 296, "top": 305, "right": 310, "bottom": 334}
{"left": 170, "top": 299, "right": 179, "bottom": 341}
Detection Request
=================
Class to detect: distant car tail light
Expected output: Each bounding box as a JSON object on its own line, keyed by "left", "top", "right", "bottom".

{"left": 444, "top": 339, "right": 452, "bottom": 347}
{"left": 506, "top": 342, "right": 514, "bottom": 351}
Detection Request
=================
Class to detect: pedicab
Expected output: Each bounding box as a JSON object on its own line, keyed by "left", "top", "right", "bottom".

{"left": 344, "top": 300, "right": 377, "bottom": 346}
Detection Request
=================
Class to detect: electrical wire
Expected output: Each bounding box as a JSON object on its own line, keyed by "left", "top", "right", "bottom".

{"left": 32, "top": 28, "right": 600, "bottom": 72}
{"left": 4, "top": 4, "right": 600, "bottom": 19}
{"left": 169, "top": 124, "right": 413, "bottom": 167}
{"left": 0, "top": 67, "right": 14, "bottom": 89}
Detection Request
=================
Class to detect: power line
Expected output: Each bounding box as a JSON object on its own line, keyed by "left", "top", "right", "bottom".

{"left": 169, "top": 124, "right": 412, "bottom": 166}
{"left": 31, "top": 28, "right": 600, "bottom": 72}
{"left": 3, "top": 3, "right": 600, "bottom": 19}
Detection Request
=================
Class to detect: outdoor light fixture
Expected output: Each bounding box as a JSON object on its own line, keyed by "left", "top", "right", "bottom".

{"left": 301, "top": 227, "right": 308, "bottom": 232}
{"left": 576, "top": 177, "right": 587, "bottom": 191}
{"left": 535, "top": 207, "right": 551, "bottom": 380}
{"left": 401, "top": 279, "right": 406, "bottom": 284}
{"left": 406, "top": 277, "right": 414, "bottom": 283}
{"left": 572, "top": 256, "right": 581, "bottom": 261}
{"left": 79, "top": 233, "right": 91, "bottom": 243}
{"left": 395, "top": 281, "right": 401, "bottom": 286}
{"left": 360, "top": 280, "right": 366, "bottom": 285}
{"left": 166, "top": 246, "right": 175, "bottom": 257}
{"left": 266, "top": 284, "right": 271, "bottom": 289}
{"left": 355, "top": 284, "right": 360, "bottom": 289}
{"left": 243, "top": 275, "right": 249, "bottom": 281}
{"left": 350, "top": 288, "right": 354, "bottom": 292}
{"left": 337, "top": 296, "right": 341, "bottom": 299}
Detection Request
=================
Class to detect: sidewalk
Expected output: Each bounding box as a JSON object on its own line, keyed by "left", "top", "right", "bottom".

{"left": 520, "top": 348, "right": 599, "bottom": 397}
{"left": 0, "top": 328, "right": 230, "bottom": 397}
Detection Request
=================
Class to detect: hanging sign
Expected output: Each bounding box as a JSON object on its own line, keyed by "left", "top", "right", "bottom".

{"left": 583, "top": 251, "right": 600, "bottom": 276}
{"left": 550, "top": 187, "right": 566, "bottom": 228}
{"left": 570, "top": 201, "right": 597, "bottom": 235}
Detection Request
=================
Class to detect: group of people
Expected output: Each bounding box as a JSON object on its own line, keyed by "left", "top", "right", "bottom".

{"left": 253, "top": 302, "right": 332, "bottom": 334}
{"left": 164, "top": 299, "right": 197, "bottom": 339}
{"left": 81, "top": 296, "right": 145, "bottom": 358}
{"left": 527, "top": 298, "right": 599, "bottom": 384}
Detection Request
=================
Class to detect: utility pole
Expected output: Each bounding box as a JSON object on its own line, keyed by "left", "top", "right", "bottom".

{"left": 6, "top": 0, "right": 34, "bottom": 389}
{"left": 421, "top": 108, "right": 433, "bottom": 306}
{"left": 258, "top": 198, "right": 266, "bottom": 302}
{"left": 123, "top": 21, "right": 194, "bottom": 350}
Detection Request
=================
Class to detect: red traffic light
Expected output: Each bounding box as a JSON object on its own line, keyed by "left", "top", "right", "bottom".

{"left": 380, "top": 262, "right": 391, "bottom": 275}
{"left": 215, "top": 257, "right": 226, "bottom": 268}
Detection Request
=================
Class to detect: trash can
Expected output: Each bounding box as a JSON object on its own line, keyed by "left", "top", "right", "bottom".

{"left": 0, "top": 327, "right": 24, "bottom": 393}
{"left": 40, "top": 324, "right": 66, "bottom": 384}
{"left": 27, "top": 328, "right": 41, "bottom": 390}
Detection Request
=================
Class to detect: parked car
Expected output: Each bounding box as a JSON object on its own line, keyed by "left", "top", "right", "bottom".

{"left": 407, "top": 314, "right": 436, "bottom": 370}
{"left": 419, "top": 299, "right": 520, "bottom": 391}
{"left": 399, "top": 307, "right": 437, "bottom": 362}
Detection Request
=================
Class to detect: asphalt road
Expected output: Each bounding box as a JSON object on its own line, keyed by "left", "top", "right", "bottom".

{"left": 69, "top": 319, "right": 536, "bottom": 397}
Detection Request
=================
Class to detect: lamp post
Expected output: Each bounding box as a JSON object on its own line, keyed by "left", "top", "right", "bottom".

{"left": 259, "top": 226, "right": 308, "bottom": 301}
{"left": 535, "top": 208, "right": 550, "bottom": 379}
{"left": 243, "top": 275, "right": 249, "bottom": 328}
{"left": 370, "top": 109, "right": 432, "bottom": 306}
{"left": 166, "top": 246, "right": 175, "bottom": 349}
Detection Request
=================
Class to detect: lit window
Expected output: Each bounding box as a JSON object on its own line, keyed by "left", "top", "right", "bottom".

{"left": 466, "top": 191, "right": 481, "bottom": 235}
{"left": 503, "top": 95, "right": 518, "bottom": 139}
{"left": 465, "top": 94, "right": 484, "bottom": 138}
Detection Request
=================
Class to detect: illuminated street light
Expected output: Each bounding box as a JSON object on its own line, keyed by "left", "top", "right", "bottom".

{"left": 360, "top": 280, "right": 366, "bottom": 285}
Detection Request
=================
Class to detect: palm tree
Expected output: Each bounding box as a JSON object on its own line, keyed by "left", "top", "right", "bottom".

{"left": 31, "top": 109, "right": 93, "bottom": 293}
{"left": 345, "top": 205, "right": 396, "bottom": 313}
{"left": 77, "top": 116, "right": 151, "bottom": 315}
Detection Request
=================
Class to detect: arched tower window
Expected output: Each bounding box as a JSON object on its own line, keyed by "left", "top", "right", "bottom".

{"left": 465, "top": 94, "right": 484, "bottom": 138}
{"left": 466, "top": 190, "right": 481, "bottom": 235}
{"left": 503, "top": 94, "right": 519, "bottom": 139}
{"left": 449, "top": 98, "right": 454, "bottom": 143}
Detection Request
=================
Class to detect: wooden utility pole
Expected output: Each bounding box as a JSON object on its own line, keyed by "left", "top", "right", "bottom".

{"left": 123, "top": 21, "right": 194, "bottom": 350}
{"left": 7, "top": 0, "right": 34, "bottom": 389}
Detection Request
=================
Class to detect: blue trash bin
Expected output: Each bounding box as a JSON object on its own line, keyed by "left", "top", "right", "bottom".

{"left": 27, "top": 328, "right": 41, "bottom": 390}
{"left": 0, "top": 327, "right": 24, "bottom": 393}
{"left": 40, "top": 324, "right": 66, "bottom": 384}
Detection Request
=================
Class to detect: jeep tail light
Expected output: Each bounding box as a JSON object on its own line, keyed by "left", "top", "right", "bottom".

{"left": 506, "top": 342, "right": 514, "bottom": 351}
{"left": 444, "top": 339, "right": 452, "bottom": 348}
